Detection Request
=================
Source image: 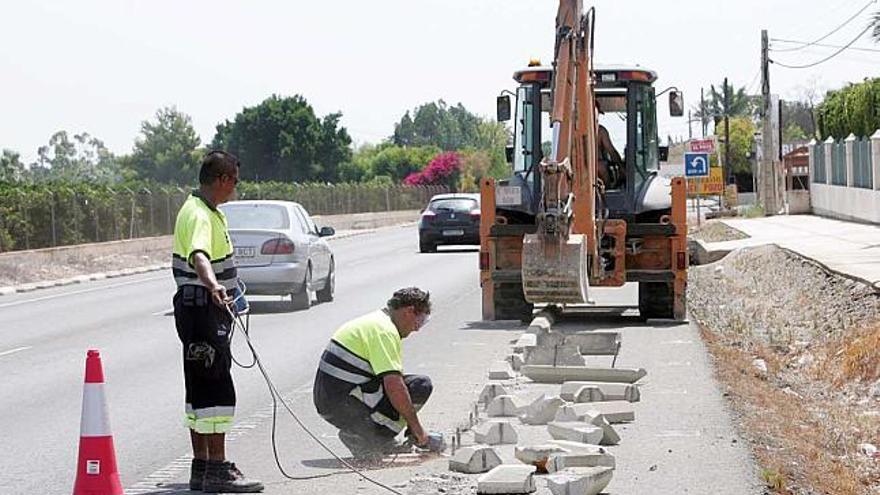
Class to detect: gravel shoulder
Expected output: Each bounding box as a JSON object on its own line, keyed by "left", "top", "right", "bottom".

{"left": 688, "top": 244, "right": 880, "bottom": 494}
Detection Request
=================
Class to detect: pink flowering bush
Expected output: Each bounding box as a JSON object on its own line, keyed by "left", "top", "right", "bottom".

{"left": 403, "top": 151, "right": 461, "bottom": 187}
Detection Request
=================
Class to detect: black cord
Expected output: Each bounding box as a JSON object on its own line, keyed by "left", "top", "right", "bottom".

{"left": 770, "top": 0, "right": 875, "bottom": 53}
{"left": 225, "top": 305, "right": 406, "bottom": 494}
{"left": 771, "top": 24, "right": 873, "bottom": 69}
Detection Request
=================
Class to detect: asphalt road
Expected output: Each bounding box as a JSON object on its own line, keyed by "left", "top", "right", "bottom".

{"left": 0, "top": 223, "right": 760, "bottom": 495}
{"left": 0, "top": 224, "right": 490, "bottom": 495}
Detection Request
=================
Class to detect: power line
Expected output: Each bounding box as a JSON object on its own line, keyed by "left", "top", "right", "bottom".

{"left": 770, "top": 0, "right": 876, "bottom": 53}
{"left": 770, "top": 23, "right": 873, "bottom": 69}
{"left": 770, "top": 38, "right": 880, "bottom": 54}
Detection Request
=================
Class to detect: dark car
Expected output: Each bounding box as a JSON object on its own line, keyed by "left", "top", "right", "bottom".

{"left": 418, "top": 193, "right": 481, "bottom": 253}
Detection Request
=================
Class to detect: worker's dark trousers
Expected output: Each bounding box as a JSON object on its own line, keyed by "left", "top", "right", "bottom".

{"left": 321, "top": 374, "right": 432, "bottom": 454}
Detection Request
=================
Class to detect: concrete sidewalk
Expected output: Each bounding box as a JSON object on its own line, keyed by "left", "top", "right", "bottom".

{"left": 702, "top": 215, "right": 880, "bottom": 287}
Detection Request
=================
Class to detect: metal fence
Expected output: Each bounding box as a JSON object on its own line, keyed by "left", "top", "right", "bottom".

{"left": 831, "top": 141, "right": 847, "bottom": 186}
{"left": 812, "top": 142, "right": 826, "bottom": 184}
{"left": 0, "top": 183, "right": 449, "bottom": 253}
{"left": 853, "top": 138, "right": 874, "bottom": 189}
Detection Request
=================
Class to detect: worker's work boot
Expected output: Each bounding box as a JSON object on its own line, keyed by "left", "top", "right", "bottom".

{"left": 189, "top": 458, "right": 207, "bottom": 491}
{"left": 202, "top": 460, "right": 263, "bottom": 493}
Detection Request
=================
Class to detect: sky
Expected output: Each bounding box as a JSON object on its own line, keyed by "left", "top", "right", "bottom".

{"left": 2, "top": 0, "right": 879, "bottom": 163}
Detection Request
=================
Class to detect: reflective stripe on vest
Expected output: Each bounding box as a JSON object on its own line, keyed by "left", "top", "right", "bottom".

{"left": 349, "top": 385, "right": 385, "bottom": 409}
{"left": 326, "top": 340, "right": 373, "bottom": 374}
{"left": 318, "top": 360, "right": 371, "bottom": 385}
{"left": 370, "top": 411, "right": 404, "bottom": 434}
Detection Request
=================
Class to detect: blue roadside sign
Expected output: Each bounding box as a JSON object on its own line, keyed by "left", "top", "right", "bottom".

{"left": 684, "top": 152, "right": 710, "bottom": 178}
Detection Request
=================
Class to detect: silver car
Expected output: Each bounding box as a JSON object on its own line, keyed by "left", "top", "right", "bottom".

{"left": 220, "top": 200, "right": 335, "bottom": 310}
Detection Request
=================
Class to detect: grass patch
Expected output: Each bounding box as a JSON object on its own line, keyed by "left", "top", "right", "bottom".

{"left": 701, "top": 327, "right": 877, "bottom": 494}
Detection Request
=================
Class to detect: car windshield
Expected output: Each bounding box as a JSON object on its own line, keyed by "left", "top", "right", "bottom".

{"left": 429, "top": 198, "right": 478, "bottom": 212}
{"left": 222, "top": 204, "right": 290, "bottom": 229}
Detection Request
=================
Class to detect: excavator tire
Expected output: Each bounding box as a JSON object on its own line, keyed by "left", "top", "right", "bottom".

{"left": 494, "top": 282, "right": 534, "bottom": 322}
{"left": 638, "top": 281, "right": 674, "bottom": 320}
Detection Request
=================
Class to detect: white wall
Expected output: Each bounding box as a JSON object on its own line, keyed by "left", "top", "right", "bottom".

{"left": 811, "top": 183, "right": 880, "bottom": 224}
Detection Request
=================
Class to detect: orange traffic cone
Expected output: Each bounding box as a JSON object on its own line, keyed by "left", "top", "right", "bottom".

{"left": 72, "top": 350, "right": 123, "bottom": 495}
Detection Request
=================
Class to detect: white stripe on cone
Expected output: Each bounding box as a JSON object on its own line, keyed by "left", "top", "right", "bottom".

{"left": 80, "top": 383, "right": 112, "bottom": 437}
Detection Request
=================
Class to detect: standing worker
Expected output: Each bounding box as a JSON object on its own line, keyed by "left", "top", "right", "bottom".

{"left": 171, "top": 150, "right": 263, "bottom": 493}
{"left": 313, "top": 287, "right": 435, "bottom": 461}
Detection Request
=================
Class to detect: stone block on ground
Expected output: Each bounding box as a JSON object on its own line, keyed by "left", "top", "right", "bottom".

{"left": 547, "top": 422, "right": 603, "bottom": 445}
{"left": 564, "top": 332, "right": 621, "bottom": 356}
{"left": 514, "top": 445, "right": 569, "bottom": 472}
{"left": 524, "top": 344, "right": 585, "bottom": 366}
{"left": 521, "top": 365, "right": 647, "bottom": 384}
{"left": 572, "top": 386, "right": 605, "bottom": 403}
{"left": 488, "top": 361, "right": 514, "bottom": 380}
{"left": 587, "top": 414, "right": 620, "bottom": 446}
{"left": 546, "top": 441, "right": 614, "bottom": 467}
{"left": 486, "top": 395, "right": 523, "bottom": 417}
{"left": 585, "top": 401, "right": 635, "bottom": 423}
{"left": 519, "top": 394, "right": 566, "bottom": 425}
{"left": 513, "top": 333, "right": 537, "bottom": 353}
{"left": 449, "top": 445, "right": 503, "bottom": 474}
{"left": 547, "top": 466, "right": 614, "bottom": 495}
{"left": 478, "top": 384, "right": 508, "bottom": 405}
{"left": 560, "top": 381, "right": 640, "bottom": 402}
{"left": 477, "top": 465, "right": 537, "bottom": 494}
{"left": 473, "top": 421, "right": 518, "bottom": 445}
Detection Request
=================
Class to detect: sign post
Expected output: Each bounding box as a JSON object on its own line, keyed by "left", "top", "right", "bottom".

{"left": 685, "top": 152, "right": 710, "bottom": 227}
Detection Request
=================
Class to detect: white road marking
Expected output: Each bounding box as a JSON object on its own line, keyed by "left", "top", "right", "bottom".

{"left": 0, "top": 346, "right": 31, "bottom": 357}
{"left": 0, "top": 275, "right": 165, "bottom": 310}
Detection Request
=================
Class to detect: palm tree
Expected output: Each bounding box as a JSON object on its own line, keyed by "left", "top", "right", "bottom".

{"left": 691, "top": 80, "right": 757, "bottom": 128}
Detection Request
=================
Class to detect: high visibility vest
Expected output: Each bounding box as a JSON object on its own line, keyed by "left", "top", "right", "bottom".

{"left": 171, "top": 193, "right": 237, "bottom": 291}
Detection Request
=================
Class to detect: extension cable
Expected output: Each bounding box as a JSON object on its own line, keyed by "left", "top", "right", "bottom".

{"left": 222, "top": 291, "right": 405, "bottom": 495}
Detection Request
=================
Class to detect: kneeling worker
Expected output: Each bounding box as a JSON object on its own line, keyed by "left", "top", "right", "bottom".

{"left": 313, "top": 287, "right": 433, "bottom": 459}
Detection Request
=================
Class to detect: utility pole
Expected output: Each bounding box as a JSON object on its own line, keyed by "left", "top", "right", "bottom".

{"left": 700, "top": 88, "right": 707, "bottom": 137}
{"left": 758, "top": 29, "right": 781, "bottom": 215}
{"left": 688, "top": 110, "right": 693, "bottom": 140}
{"left": 723, "top": 77, "right": 731, "bottom": 186}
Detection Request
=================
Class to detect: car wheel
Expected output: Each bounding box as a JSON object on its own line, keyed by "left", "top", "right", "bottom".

{"left": 290, "top": 265, "right": 313, "bottom": 311}
{"left": 419, "top": 240, "right": 436, "bottom": 253}
{"left": 316, "top": 260, "right": 335, "bottom": 303}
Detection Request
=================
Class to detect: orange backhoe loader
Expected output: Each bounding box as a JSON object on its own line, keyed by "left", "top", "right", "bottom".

{"left": 480, "top": 1, "right": 688, "bottom": 322}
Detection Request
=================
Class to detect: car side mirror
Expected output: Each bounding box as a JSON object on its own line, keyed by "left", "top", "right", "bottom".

{"left": 496, "top": 95, "right": 511, "bottom": 122}
{"left": 669, "top": 90, "right": 684, "bottom": 117}
{"left": 319, "top": 226, "right": 335, "bottom": 237}
{"left": 658, "top": 146, "right": 669, "bottom": 162}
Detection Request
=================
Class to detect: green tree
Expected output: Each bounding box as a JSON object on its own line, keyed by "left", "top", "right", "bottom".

{"left": 781, "top": 100, "right": 817, "bottom": 140}
{"left": 816, "top": 78, "right": 880, "bottom": 139}
{"left": 782, "top": 122, "right": 808, "bottom": 143}
{"left": 212, "top": 95, "right": 352, "bottom": 182}
{"left": 129, "top": 106, "right": 202, "bottom": 183}
{"left": 692, "top": 81, "right": 757, "bottom": 126}
{"left": 0, "top": 150, "right": 26, "bottom": 182}
{"left": 34, "top": 131, "right": 120, "bottom": 182}
{"left": 724, "top": 117, "right": 757, "bottom": 174}
{"left": 392, "top": 100, "right": 485, "bottom": 150}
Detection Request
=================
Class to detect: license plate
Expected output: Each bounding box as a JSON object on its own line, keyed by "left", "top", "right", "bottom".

{"left": 496, "top": 186, "right": 521, "bottom": 206}
{"left": 443, "top": 229, "right": 464, "bottom": 236}
{"left": 235, "top": 246, "right": 256, "bottom": 258}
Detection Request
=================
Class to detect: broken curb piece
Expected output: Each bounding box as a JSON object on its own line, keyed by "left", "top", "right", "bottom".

{"left": 449, "top": 445, "right": 502, "bottom": 474}
{"left": 519, "top": 394, "right": 566, "bottom": 425}
{"left": 478, "top": 383, "right": 508, "bottom": 405}
{"left": 489, "top": 361, "right": 514, "bottom": 380}
{"left": 547, "top": 422, "right": 603, "bottom": 445}
{"left": 560, "top": 381, "right": 640, "bottom": 402}
{"left": 477, "top": 465, "right": 537, "bottom": 494}
{"left": 547, "top": 466, "right": 614, "bottom": 495}
{"left": 486, "top": 395, "right": 522, "bottom": 417}
{"left": 521, "top": 365, "right": 647, "bottom": 384}
{"left": 473, "top": 421, "right": 518, "bottom": 445}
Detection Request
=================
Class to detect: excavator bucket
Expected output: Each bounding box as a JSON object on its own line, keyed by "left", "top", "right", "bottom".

{"left": 522, "top": 233, "right": 589, "bottom": 304}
